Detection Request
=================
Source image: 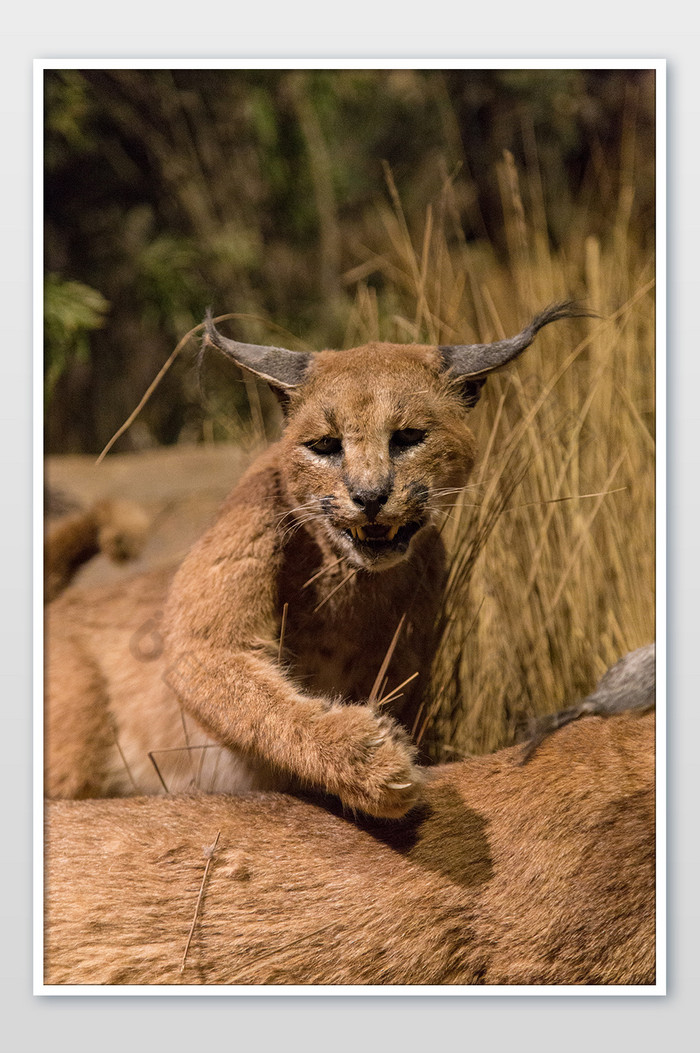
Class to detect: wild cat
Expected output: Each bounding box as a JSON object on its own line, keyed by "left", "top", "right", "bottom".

{"left": 46, "top": 303, "right": 587, "bottom": 816}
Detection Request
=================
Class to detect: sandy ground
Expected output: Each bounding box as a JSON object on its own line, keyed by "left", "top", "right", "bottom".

{"left": 45, "top": 443, "right": 261, "bottom": 589}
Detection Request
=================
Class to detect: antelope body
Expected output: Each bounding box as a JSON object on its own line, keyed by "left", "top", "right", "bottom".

{"left": 44, "top": 710, "right": 655, "bottom": 987}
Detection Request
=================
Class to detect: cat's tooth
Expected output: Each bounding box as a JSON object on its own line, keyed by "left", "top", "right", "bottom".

{"left": 386, "top": 524, "right": 398, "bottom": 541}
{"left": 350, "top": 526, "right": 358, "bottom": 540}
{"left": 356, "top": 525, "right": 366, "bottom": 541}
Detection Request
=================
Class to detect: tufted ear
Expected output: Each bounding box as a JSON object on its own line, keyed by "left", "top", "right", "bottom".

{"left": 203, "top": 311, "right": 313, "bottom": 391}
{"left": 439, "top": 301, "right": 593, "bottom": 407}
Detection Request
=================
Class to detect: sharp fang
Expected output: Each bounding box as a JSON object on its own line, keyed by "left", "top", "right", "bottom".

{"left": 386, "top": 524, "right": 399, "bottom": 541}
{"left": 356, "top": 525, "right": 366, "bottom": 541}
{"left": 350, "top": 526, "right": 357, "bottom": 540}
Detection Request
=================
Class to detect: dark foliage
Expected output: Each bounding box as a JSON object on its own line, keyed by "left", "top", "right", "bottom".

{"left": 44, "top": 68, "right": 655, "bottom": 454}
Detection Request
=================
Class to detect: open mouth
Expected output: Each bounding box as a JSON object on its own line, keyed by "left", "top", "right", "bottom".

{"left": 345, "top": 520, "right": 423, "bottom": 552}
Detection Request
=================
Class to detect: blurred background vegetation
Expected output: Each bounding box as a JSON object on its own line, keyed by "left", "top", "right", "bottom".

{"left": 44, "top": 68, "right": 654, "bottom": 454}
{"left": 44, "top": 67, "right": 656, "bottom": 755}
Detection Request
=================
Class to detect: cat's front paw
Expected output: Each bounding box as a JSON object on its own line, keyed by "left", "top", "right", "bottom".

{"left": 318, "top": 706, "right": 423, "bottom": 818}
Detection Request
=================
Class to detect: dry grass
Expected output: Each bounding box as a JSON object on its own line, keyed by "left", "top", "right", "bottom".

{"left": 339, "top": 153, "right": 655, "bottom": 759}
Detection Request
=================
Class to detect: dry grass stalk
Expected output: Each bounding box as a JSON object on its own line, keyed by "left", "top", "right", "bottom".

{"left": 278, "top": 601, "right": 289, "bottom": 662}
{"left": 181, "top": 831, "right": 221, "bottom": 974}
{"left": 368, "top": 613, "right": 406, "bottom": 705}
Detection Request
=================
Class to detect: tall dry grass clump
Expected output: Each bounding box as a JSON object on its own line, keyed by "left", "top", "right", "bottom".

{"left": 341, "top": 151, "right": 655, "bottom": 758}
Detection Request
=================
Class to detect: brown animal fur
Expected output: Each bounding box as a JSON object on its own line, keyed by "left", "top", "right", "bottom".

{"left": 44, "top": 710, "right": 655, "bottom": 987}
{"left": 45, "top": 497, "right": 150, "bottom": 602}
{"left": 45, "top": 306, "right": 586, "bottom": 817}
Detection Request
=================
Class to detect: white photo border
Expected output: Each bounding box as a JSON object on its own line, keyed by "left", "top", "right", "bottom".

{"left": 34, "top": 57, "right": 666, "bottom": 997}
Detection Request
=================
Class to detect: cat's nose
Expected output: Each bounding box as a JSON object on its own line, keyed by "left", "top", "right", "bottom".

{"left": 350, "top": 486, "right": 390, "bottom": 522}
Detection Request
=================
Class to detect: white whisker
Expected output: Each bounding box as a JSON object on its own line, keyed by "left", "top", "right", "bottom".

{"left": 279, "top": 511, "right": 326, "bottom": 544}
{"left": 276, "top": 501, "right": 320, "bottom": 525}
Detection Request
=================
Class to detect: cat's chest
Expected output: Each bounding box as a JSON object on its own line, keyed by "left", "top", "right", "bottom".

{"left": 277, "top": 526, "right": 445, "bottom": 711}
{"left": 281, "top": 574, "right": 437, "bottom": 709}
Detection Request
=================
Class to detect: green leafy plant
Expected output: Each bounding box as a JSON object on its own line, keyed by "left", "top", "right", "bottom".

{"left": 44, "top": 274, "right": 110, "bottom": 402}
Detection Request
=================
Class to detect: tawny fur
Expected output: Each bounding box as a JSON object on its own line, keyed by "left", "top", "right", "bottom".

{"left": 44, "top": 710, "right": 655, "bottom": 987}
{"left": 45, "top": 497, "right": 150, "bottom": 602}
{"left": 45, "top": 311, "right": 584, "bottom": 818}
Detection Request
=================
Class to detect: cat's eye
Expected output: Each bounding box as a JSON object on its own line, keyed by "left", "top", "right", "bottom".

{"left": 305, "top": 436, "right": 342, "bottom": 456}
{"left": 391, "top": 428, "right": 426, "bottom": 448}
